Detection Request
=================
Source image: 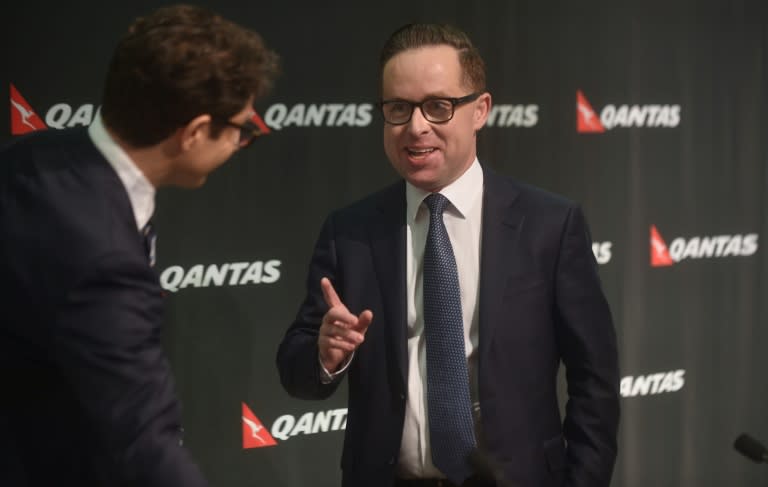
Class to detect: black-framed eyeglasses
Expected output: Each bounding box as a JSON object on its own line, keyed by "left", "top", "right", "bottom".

{"left": 222, "top": 119, "right": 264, "bottom": 148}
{"left": 378, "top": 92, "right": 483, "bottom": 125}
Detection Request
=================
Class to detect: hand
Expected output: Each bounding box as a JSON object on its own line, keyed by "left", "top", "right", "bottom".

{"left": 318, "top": 277, "right": 373, "bottom": 373}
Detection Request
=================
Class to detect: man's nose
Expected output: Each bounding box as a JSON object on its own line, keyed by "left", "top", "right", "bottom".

{"left": 406, "top": 106, "right": 432, "bottom": 134}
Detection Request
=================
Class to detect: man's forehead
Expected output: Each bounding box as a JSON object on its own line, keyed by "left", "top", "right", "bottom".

{"left": 382, "top": 46, "right": 465, "bottom": 95}
{"left": 384, "top": 44, "right": 460, "bottom": 69}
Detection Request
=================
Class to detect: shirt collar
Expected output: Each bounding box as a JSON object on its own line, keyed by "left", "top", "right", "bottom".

{"left": 405, "top": 158, "right": 483, "bottom": 223}
{"left": 88, "top": 111, "right": 156, "bottom": 231}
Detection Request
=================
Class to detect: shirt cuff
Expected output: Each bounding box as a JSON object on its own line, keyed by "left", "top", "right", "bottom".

{"left": 319, "top": 352, "right": 354, "bottom": 384}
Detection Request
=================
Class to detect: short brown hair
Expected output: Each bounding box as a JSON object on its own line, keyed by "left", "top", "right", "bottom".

{"left": 101, "top": 4, "right": 279, "bottom": 147}
{"left": 379, "top": 23, "right": 486, "bottom": 92}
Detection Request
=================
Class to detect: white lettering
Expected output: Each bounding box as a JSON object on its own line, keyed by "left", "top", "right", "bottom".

{"left": 159, "top": 266, "right": 185, "bottom": 293}
{"left": 681, "top": 237, "right": 700, "bottom": 261}
{"left": 485, "top": 104, "right": 539, "bottom": 128}
{"left": 698, "top": 236, "right": 717, "bottom": 258}
{"left": 262, "top": 260, "right": 282, "bottom": 283}
{"left": 268, "top": 408, "right": 348, "bottom": 442}
{"left": 283, "top": 104, "right": 306, "bottom": 127}
{"left": 329, "top": 408, "right": 347, "bottom": 430}
{"left": 668, "top": 238, "right": 686, "bottom": 262}
{"left": 291, "top": 412, "right": 314, "bottom": 437}
{"left": 668, "top": 105, "right": 681, "bottom": 126}
{"left": 203, "top": 263, "right": 229, "bottom": 287}
{"left": 67, "top": 104, "right": 94, "bottom": 127}
{"left": 592, "top": 242, "right": 612, "bottom": 265}
{"left": 621, "top": 370, "right": 686, "bottom": 397}
{"left": 271, "top": 414, "right": 294, "bottom": 441}
{"left": 722, "top": 235, "right": 743, "bottom": 257}
{"left": 239, "top": 261, "right": 264, "bottom": 285}
{"left": 227, "top": 262, "right": 250, "bottom": 285}
{"left": 742, "top": 234, "right": 759, "bottom": 256}
{"left": 304, "top": 104, "right": 325, "bottom": 126}
{"left": 523, "top": 105, "right": 539, "bottom": 127}
{"left": 666, "top": 234, "right": 758, "bottom": 263}
{"left": 311, "top": 410, "right": 333, "bottom": 434}
{"left": 179, "top": 264, "right": 204, "bottom": 289}
{"left": 324, "top": 104, "right": 345, "bottom": 125}
{"left": 264, "top": 104, "right": 287, "bottom": 130}
{"left": 264, "top": 103, "right": 373, "bottom": 129}
{"left": 600, "top": 104, "right": 681, "bottom": 129}
{"left": 45, "top": 103, "right": 72, "bottom": 129}
{"left": 335, "top": 104, "right": 357, "bottom": 126}
{"left": 356, "top": 104, "right": 373, "bottom": 126}
{"left": 159, "top": 260, "right": 283, "bottom": 292}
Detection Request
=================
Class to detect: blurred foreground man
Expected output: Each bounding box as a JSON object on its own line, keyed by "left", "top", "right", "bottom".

{"left": 0, "top": 5, "right": 278, "bottom": 486}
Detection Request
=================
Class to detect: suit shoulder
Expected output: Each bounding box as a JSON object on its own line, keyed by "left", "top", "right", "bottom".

{"left": 0, "top": 129, "right": 110, "bottom": 197}
{"left": 1, "top": 128, "right": 94, "bottom": 167}
{"left": 1, "top": 129, "right": 138, "bottom": 265}
{"left": 329, "top": 179, "right": 403, "bottom": 222}
{"left": 496, "top": 174, "right": 577, "bottom": 212}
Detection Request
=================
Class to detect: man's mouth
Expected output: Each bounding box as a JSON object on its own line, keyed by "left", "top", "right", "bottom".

{"left": 406, "top": 147, "right": 436, "bottom": 157}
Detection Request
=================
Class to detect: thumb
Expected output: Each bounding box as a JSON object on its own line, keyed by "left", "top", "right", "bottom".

{"left": 355, "top": 310, "right": 374, "bottom": 333}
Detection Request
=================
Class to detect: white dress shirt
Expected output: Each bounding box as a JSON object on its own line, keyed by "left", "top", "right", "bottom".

{"left": 87, "top": 111, "right": 156, "bottom": 231}
{"left": 397, "top": 158, "right": 484, "bottom": 478}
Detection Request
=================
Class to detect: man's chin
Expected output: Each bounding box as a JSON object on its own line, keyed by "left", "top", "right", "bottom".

{"left": 175, "top": 175, "right": 208, "bottom": 189}
{"left": 405, "top": 175, "right": 443, "bottom": 192}
{"left": 189, "top": 176, "right": 208, "bottom": 188}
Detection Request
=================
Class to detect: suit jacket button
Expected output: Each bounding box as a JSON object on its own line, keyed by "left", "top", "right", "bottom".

{"left": 388, "top": 457, "right": 395, "bottom": 465}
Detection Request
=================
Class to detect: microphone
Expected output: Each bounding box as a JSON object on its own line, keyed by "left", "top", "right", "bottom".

{"left": 734, "top": 434, "right": 768, "bottom": 463}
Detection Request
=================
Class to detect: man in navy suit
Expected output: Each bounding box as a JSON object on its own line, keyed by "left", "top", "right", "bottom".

{"left": 277, "top": 23, "right": 619, "bottom": 487}
{"left": 0, "top": 5, "right": 278, "bottom": 486}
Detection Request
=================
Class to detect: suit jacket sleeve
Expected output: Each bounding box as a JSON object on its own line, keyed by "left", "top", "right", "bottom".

{"left": 53, "top": 250, "right": 208, "bottom": 487}
{"left": 277, "top": 213, "right": 346, "bottom": 400}
{"left": 555, "top": 205, "right": 620, "bottom": 487}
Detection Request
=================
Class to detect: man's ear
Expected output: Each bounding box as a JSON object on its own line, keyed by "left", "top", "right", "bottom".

{"left": 178, "top": 114, "right": 213, "bottom": 151}
{"left": 473, "top": 92, "right": 492, "bottom": 130}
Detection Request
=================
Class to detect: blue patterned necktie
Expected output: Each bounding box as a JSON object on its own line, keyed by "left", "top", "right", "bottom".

{"left": 422, "top": 193, "right": 476, "bottom": 485}
{"left": 142, "top": 221, "right": 157, "bottom": 267}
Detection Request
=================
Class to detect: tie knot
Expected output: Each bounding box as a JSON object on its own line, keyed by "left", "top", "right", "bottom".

{"left": 424, "top": 192, "right": 450, "bottom": 216}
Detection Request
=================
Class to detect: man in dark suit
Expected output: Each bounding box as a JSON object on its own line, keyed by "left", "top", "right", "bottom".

{"left": 0, "top": 5, "right": 278, "bottom": 486}
{"left": 277, "top": 23, "right": 619, "bottom": 487}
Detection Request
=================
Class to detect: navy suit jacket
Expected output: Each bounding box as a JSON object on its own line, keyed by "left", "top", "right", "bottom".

{"left": 277, "top": 167, "right": 620, "bottom": 487}
{"left": 0, "top": 129, "right": 207, "bottom": 487}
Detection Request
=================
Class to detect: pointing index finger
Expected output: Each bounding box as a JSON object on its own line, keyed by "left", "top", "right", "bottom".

{"left": 320, "top": 277, "right": 342, "bottom": 308}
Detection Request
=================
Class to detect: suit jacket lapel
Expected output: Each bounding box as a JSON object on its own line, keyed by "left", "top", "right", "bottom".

{"left": 478, "top": 168, "right": 524, "bottom": 360}
{"left": 368, "top": 181, "right": 409, "bottom": 392}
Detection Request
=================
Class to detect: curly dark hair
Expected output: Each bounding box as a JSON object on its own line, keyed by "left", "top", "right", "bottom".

{"left": 101, "top": 4, "right": 279, "bottom": 147}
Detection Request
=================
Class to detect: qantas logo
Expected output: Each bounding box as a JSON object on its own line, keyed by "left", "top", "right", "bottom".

{"left": 242, "top": 403, "right": 277, "bottom": 449}
{"left": 577, "top": 90, "right": 680, "bottom": 133}
{"left": 650, "top": 225, "right": 758, "bottom": 267}
{"left": 650, "top": 225, "right": 675, "bottom": 266}
{"left": 576, "top": 91, "right": 604, "bottom": 133}
{"left": 263, "top": 102, "right": 539, "bottom": 130}
{"left": 592, "top": 241, "right": 612, "bottom": 265}
{"left": 10, "top": 84, "right": 47, "bottom": 134}
{"left": 159, "top": 260, "right": 281, "bottom": 293}
{"left": 621, "top": 369, "right": 685, "bottom": 397}
{"left": 263, "top": 103, "right": 373, "bottom": 130}
{"left": 10, "top": 84, "right": 270, "bottom": 136}
{"left": 484, "top": 104, "right": 539, "bottom": 128}
{"left": 242, "top": 403, "right": 348, "bottom": 449}
{"left": 10, "top": 84, "right": 99, "bottom": 134}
